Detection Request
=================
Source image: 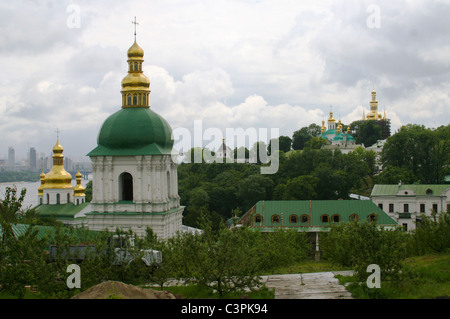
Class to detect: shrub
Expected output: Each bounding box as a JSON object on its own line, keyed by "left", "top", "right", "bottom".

{"left": 321, "top": 220, "right": 410, "bottom": 281}
{"left": 413, "top": 211, "right": 450, "bottom": 254}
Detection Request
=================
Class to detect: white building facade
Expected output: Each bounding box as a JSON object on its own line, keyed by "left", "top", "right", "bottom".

{"left": 370, "top": 184, "right": 450, "bottom": 231}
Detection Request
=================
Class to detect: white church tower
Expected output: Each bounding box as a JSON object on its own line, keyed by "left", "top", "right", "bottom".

{"left": 85, "top": 30, "right": 184, "bottom": 239}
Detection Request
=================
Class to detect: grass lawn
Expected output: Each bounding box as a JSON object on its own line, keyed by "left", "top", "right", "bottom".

{"left": 265, "top": 259, "right": 349, "bottom": 275}
{"left": 336, "top": 253, "right": 450, "bottom": 299}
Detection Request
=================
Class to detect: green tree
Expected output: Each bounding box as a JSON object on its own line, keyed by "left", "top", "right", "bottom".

{"left": 321, "top": 220, "right": 409, "bottom": 281}
{"left": 233, "top": 146, "right": 250, "bottom": 161}
{"left": 84, "top": 181, "right": 92, "bottom": 202}
{"left": 303, "top": 136, "right": 328, "bottom": 150}
{"left": 273, "top": 175, "right": 318, "bottom": 200}
{"left": 292, "top": 124, "right": 321, "bottom": 150}
{"left": 237, "top": 174, "right": 274, "bottom": 211}
{"left": 382, "top": 124, "right": 450, "bottom": 183}
{"left": 351, "top": 120, "right": 382, "bottom": 147}
{"left": 0, "top": 186, "right": 55, "bottom": 298}
{"left": 375, "top": 165, "right": 415, "bottom": 184}
{"left": 256, "top": 229, "right": 310, "bottom": 272}
{"left": 413, "top": 211, "right": 450, "bottom": 254}
{"left": 268, "top": 136, "right": 292, "bottom": 154}
{"left": 180, "top": 219, "right": 264, "bottom": 297}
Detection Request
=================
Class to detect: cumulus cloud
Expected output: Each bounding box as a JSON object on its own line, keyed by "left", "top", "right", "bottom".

{"left": 0, "top": 0, "right": 448, "bottom": 161}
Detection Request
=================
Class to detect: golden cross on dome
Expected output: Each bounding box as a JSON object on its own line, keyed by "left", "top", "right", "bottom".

{"left": 55, "top": 128, "right": 60, "bottom": 139}
{"left": 132, "top": 16, "right": 139, "bottom": 40}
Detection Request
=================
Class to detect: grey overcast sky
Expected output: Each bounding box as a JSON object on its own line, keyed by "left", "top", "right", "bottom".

{"left": 0, "top": 0, "right": 449, "bottom": 161}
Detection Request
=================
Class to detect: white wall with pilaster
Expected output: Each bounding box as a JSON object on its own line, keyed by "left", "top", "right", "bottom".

{"left": 87, "top": 154, "right": 183, "bottom": 239}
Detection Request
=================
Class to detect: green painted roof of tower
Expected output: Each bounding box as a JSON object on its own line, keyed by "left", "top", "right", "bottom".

{"left": 87, "top": 108, "right": 174, "bottom": 157}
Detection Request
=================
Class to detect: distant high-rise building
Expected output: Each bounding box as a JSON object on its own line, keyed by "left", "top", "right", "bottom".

{"left": 8, "top": 147, "right": 15, "bottom": 171}
{"left": 29, "top": 147, "right": 37, "bottom": 172}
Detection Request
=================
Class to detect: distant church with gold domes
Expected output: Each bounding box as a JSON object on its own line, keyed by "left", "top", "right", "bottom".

{"left": 37, "top": 137, "right": 86, "bottom": 206}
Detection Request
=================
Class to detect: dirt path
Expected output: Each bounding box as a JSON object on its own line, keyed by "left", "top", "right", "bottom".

{"left": 261, "top": 271, "right": 354, "bottom": 299}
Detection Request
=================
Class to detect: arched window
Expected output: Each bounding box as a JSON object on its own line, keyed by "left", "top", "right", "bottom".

{"left": 46, "top": 194, "right": 49, "bottom": 204}
{"left": 349, "top": 214, "right": 359, "bottom": 221}
{"left": 254, "top": 214, "right": 262, "bottom": 225}
{"left": 40, "top": 198, "right": 43, "bottom": 205}
{"left": 321, "top": 214, "right": 329, "bottom": 223}
{"left": 143, "top": 94, "right": 146, "bottom": 106}
{"left": 133, "top": 94, "right": 137, "bottom": 105}
{"left": 67, "top": 193, "right": 70, "bottom": 203}
{"left": 368, "top": 214, "right": 377, "bottom": 222}
{"left": 134, "top": 62, "right": 138, "bottom": 71}
{"left": 272, "top": 215, "right": 280, "bottom": 224}
{"left": 127, "top": 94, "right": 132, "bottom": 106}
{"left": 426, "top": 189, "right": 433, "bottom": 195}
{"left": 138, "top": 93, "right": 142, "bottom": 106}
{"left": 290, "top": 215, "right": 298, "bottom": 224}
{"left": 120, "top": 172, "right": 133, "bottom": 201}
{"left": 300, "top": 214, "right": 309, "bottom": 223}
{"left": 332, "top": 214, "right": 340, "bottom": 223}
{"left": 56, "top": 193, "right": 60, "bottom": 204}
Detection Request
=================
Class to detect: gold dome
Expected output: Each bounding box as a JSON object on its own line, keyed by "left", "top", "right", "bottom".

{"left": 53, "top": 139, "right": 64, "bottom": 153}
{"left": 127, "top": 40, "right": 144, "bottom": 58}
{"left": 43, "top": 138, "right": 73, "bottom": 190}
{"left": 328, "top": 111, "right": 336, "bottom": 123}
{"left": 121, "top": 72, "right": 150, "bottom": 89}
{"left": 73, "top": 170, "right": 85, "bottom": 197}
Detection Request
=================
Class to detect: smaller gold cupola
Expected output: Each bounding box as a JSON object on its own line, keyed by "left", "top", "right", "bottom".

{"left": 337, "top": 119, "right": 342, "bottom": 134}
{"left": 73, "top": 170, "right": 86, "bottom": 202}
{"left": 37, "top": 169, "right": 46, "bottom": 197}
{"left": 328, "top": 111, "right": 336, "bottom": 123}
{"left": 43, "top": 138, "right": 73, "bottom": 190}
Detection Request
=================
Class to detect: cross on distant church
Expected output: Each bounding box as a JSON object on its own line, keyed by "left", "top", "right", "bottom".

{"left": 132, "top": 16, "right": 139, "bottom": 40}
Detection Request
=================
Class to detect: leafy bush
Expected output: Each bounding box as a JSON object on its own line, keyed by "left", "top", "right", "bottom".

{"left": 412, "top": 211, "right": 450, "bottom": 254}
{"left": 321, "top": 220, "right": 410, "bottom": 281}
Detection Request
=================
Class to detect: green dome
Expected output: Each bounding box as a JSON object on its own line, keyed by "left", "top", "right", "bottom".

{"left": 87, "top": 108, "right": 174, "bottom": 156}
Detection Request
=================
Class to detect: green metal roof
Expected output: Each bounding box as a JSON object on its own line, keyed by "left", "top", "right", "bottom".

{"left": 0, "top": 223, "right": 102, "bottom": 246}
{"left": 371, "top": 184, "right": 450, "bottom": 197}
{"left": 0, "top": 223, "right": 55, "bottom": 240}
{"left": 87, "top": 107, "right": 174, "bottom": 157}
{"left": 36, "top": 202, "right": 89, "bottom": 220}
{"left": 240, "top": 200, "right": 397, "bottom": 231}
